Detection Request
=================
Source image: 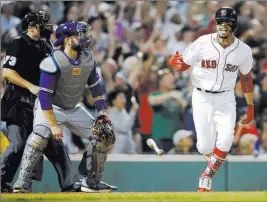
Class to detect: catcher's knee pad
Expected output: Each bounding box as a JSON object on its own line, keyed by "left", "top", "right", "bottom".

{"left": 27, "top": 125, "right": 51, "bottom": 151}
{"left": 14, "top": 125, "right": 51, "bottom": 190}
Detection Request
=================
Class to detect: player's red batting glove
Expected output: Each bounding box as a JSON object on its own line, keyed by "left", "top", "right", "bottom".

{"left": 241, "top": 105, "right": 254, "bottom": 124}
{"left": 169, "top": 51, "right": 182, "bottom": 69}
{"left": 168, "top": 51, "right": 190, "bottom": 71}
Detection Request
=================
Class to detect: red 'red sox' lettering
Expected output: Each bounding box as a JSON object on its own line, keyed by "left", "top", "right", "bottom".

{"left": 201, "top": 60, "right": 217, "bottom": 69}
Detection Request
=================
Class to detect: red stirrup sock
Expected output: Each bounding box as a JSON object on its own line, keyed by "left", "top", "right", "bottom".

{"left": 203, "top": 147, "right": 228, "bottom": 177}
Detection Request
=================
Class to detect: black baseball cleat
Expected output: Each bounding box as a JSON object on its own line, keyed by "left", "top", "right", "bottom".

{"left": 61, "top": 184, "right": 81, "bottom": 192}
{"left": 80, "top": 178, "right": 117, "bottom": 193}
{"left": 1, "top": 183, "right": 13, "bottom": 193}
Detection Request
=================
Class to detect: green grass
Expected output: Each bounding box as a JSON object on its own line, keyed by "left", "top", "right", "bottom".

{"left": 2, "top": 192, "right": 267, "bottom": 202}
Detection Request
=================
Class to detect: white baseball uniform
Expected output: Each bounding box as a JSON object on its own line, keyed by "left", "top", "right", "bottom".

{"left": 182, "top": 33, "right": 253, "bottom": 154}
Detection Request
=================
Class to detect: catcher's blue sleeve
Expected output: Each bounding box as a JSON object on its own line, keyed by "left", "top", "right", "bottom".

{"left": 39, "top": 71, "right": 57, "bottom": 110}
{"left": 87, "top": 61, "right": 107, "bottom": 111}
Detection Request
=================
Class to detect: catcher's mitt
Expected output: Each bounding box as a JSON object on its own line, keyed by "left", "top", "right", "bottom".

{"left": 91, "top": 115, "right": 116, "bottom": 147}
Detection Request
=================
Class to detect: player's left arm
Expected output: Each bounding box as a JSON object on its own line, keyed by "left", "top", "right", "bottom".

{"left": 239, "top": 48, "right": 254, "bottom": 124}
{"left": 87, "top": 61, "right": 110, "bottom": 123}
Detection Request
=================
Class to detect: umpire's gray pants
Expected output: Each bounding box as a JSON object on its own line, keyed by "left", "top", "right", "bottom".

{"left": 0, "top": 125, "right": 43, "bottom": 183}
{"left": 1, "top": 124, "right": 76, "bottom": 190}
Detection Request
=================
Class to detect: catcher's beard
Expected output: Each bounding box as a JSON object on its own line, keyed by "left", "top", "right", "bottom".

{"left": 71, "top": 38, "right": 82, "bottom": 51}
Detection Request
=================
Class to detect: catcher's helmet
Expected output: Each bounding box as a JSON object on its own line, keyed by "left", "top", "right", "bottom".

{"left": 54, "top": 20, "right": 92, "bottom": 50}
{"left": 215, "top": 7, "right": 238, "bottom": 31}
{"left": 21, "top": 10, "right": 51, "bottom": 32}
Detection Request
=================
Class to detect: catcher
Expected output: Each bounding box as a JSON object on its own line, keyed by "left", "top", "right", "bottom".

{"left": 13, "top": 20, "right": 116, "bottom": 193}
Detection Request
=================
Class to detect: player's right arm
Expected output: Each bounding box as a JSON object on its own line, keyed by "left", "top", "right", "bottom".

{"left": 2, "top": 39, "right": 39, "bottom": 95}
{"left": 39, "top": 55, "right": 62, "bottom": 140}
{"left": 169, "top": 37, "right": 202, "bottom": 71}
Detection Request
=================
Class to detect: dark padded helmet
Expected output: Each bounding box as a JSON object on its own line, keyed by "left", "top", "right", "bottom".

{"left": 21, "top": 10, "right": 51, "bottom": 32}
{"left": 215, "top": 7, "right": 238, "bottom": 31}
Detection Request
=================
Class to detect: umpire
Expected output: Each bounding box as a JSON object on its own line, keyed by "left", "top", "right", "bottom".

{"left": 1, "top": 10, "right": 77, "bottom": 192}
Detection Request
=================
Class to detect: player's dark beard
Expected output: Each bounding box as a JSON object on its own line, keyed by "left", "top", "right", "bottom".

{"left": 218, "top": 24, "right": 231, "bottom": 40}
{"left": 71, "top": 43, "right": 82, "bottom": 51}
{"left": 218, "top": 34, "right": 228, "bottom": 39}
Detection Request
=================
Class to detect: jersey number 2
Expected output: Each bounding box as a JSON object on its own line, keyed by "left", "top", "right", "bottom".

{"left": 3, "top": 55, "right": 17, "bottom": 66}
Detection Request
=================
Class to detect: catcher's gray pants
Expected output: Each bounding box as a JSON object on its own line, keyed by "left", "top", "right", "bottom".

{"left": 33, "top": 100, "right": 94, "bottom": 139}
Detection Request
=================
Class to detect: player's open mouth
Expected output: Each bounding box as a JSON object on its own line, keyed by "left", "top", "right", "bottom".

{"left": 220, "top": 27, "right": 228, "bottom": 34}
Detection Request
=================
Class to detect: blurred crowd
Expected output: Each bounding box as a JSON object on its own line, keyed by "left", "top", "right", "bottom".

{"left": 1, "top": 1, "right": 267, "bottom": 156}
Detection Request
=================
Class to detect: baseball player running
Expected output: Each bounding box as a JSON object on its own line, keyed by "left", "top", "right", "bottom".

{"left": 13, "top": 20, "right": 116, "bottom": 193}
{"left": 169, "top": 7, "right": 254, "bottom": 192}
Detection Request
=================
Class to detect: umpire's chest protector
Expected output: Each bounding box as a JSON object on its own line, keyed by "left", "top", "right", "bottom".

{"left": 52, "top": 50, "right": 94, "bottom": 109}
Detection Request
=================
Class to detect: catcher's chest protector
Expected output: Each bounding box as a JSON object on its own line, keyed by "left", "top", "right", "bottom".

{"left": 52, "top": 50, "right": 95, "bottom": 109}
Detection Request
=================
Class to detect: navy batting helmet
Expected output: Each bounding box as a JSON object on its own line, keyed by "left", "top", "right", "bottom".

{"left": 54, "top": 21, "right": 92, "bottom": 50}
{"left": 215, "top": 7, "right": 238, "bottom": 31}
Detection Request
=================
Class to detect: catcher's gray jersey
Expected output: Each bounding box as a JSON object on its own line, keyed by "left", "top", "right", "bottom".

{"left": 40, "top": 49, "right": 95, "bottom": 109}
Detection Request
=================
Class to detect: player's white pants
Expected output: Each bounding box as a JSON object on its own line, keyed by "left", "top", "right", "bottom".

{"left": 33, "top": 99, "right": 94, "bottom": 139}
{"left": 192, "top": 88, "right": 236, "bottom": 155}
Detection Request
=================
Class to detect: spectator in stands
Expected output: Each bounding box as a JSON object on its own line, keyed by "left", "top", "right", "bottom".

{"left": 148, "top": 68, "right": 186, "bottom": 152}
{"left": 240, "top": 19, "right": 265, "bottom": 75}
{"left": 137, "top": 54, "right": 157, "bottom": 153}
{"left": 232, "top": 108, "right": 260, "bottom": 155}
{"left": 261, "top": 109, "right": 267, "bottom": 152}
{"left": 259, "top": 74, "right": 267, "bottom": 117}
{"left": 168, "top": 130, "right": 193, "bottom": 154}
{"left": 108, "top": 89, "right": 138, "bottom": 154}
{"left": 88, "top": 14, "right": 109, "bottom": 56}
{"left": 168, "top": 25, "right": 195, "bottom": 55}
{"left": 1, "top": 2, "right": 21, "bottom": 50}
{"left": 1, "top": 2, "right": 21, "bottom": 34}
{"left": 82, "top": 88, "right": 98, "bottom": 119}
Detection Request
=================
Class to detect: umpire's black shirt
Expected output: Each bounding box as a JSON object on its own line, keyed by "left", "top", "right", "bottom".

{"left": 3, "top": 33, "right": 51, "bottom": 96}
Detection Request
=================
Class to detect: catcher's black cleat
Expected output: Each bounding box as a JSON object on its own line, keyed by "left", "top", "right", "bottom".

{"left": 80, "top": 178, "right": 117, "bottom": 193}
{"left": 61, "top": 184, "right": 81, "bottom": 192}
{"left": 1, "top": 183, "right": 13, "bottom": 193}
